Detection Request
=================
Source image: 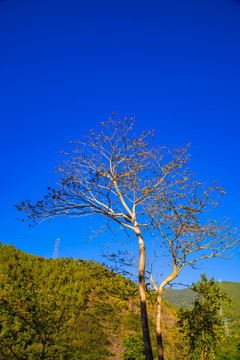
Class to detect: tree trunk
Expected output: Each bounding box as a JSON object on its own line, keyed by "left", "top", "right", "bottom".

{"left": 156, "top": 292, "right": 164, "bottom": 360}
{"left": 201, "top": 331, "right": 207, "bottom": 360}
{"left": 134, "top": 224, "right": 154, "bottom": 360}
{"left": 40, "top": 343, "right": 45, "bottom": 360}
{"left": 155, "top": 267, "right": 178, "bottom": 360}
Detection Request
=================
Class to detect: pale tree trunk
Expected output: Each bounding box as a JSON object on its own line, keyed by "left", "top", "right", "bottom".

{"left": 154, "top": 267, "right": 178, "bottom": 360}
{"left": 156, "top": 291, "right": 164, "bottom": 360}
{"left": 134, "top": 224, "right": 154, "bottom": 360}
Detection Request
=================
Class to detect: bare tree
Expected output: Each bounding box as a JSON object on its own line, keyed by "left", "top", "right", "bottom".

{"left": 17, "top": 116, "right": 190, "bottom": 360}
{"left": 16, "top": 116, "right": 238, "bottom": 360}
{"left": 145, "top": 172, "right": 238, "bottom": 360}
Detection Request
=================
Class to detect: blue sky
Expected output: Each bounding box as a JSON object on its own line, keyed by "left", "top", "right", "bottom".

{"left": 0, "top": 0, "right": 240, "bottom": 285}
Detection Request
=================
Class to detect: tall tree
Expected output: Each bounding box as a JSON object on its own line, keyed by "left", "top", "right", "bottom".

{"left": 177, "top": 274, "right": 229, "bottom": 360}
{"left": 17, "top": 116, "right": 189, "bottom": 360}
{"left": 145, "top": 168, "right": 238, "bottom": 359}
{"left": 17, "top": 116, "right": 238, "bottom": 360}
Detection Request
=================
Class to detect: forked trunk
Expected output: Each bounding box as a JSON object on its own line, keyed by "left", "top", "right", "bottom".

{"left": 134, "top": 224, "right": 154, "bottom": 360}
{"left": 155, "top": 267, "right": 178, "bottom": 360}
{"left": 156, "top": 292, "right": 164, "bottom": 360}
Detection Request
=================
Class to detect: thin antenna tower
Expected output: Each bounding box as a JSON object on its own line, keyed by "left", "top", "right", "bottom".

{"left": 53, "top": 238, "right": 60, "bottom": 259}
{"left": 219, "top": 279, "right": 229, "bottom": 336}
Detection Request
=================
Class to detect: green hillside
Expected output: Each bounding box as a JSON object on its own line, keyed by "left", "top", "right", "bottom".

{"left": 0, "top": 243, "right": 184, "bottom": 360}
{"left": 1, "top": 243, "right": 239, "bottom": 359}
{"left": 163, "top": 288, "right": 197, "bottom": 309}
{"left": 219, "top": 281, "right": 240, "bottom": 331}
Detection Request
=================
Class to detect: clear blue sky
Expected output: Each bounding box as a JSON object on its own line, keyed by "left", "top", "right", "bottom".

{"left": 0, "top": 0, "right": 239, "bottom": 286}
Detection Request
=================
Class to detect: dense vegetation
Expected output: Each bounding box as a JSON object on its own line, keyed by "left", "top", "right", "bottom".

{"left": 178, "top": 275, "right": 231, "bottom": 360}
{"left": 163, "top": 281, "right": 240, "bottom": 333}
{"left": 1, "top": 243, "right": 239, "bottom": 359}
{"left": 164, "top": 280, "right": 240, "bottom": 359}
{"left": 0, "top": 243, "right": 185, "bottom": 359}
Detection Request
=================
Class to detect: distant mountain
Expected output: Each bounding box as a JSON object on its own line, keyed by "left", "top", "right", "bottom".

{"left": 219, "top": 281, "right": 240, "bottom": 333}
{"left": 163, "top": 281, "right": 240, "bottom": 334}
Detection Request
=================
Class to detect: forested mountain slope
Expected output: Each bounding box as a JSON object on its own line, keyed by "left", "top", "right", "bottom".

{"left": 163, "top": 281, "right": 240, "bottom": 334}
{"left": 0, "top": 243, "right": 183, "bottom": 360}
{"left": 1, "top": 243, "right": 239, "bottom": 359}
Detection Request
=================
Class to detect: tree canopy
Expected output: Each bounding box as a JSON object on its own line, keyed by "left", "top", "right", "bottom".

{"left": 16, "top": 116, "right": 239, "bottom": 360}
{"left": 178, "top": 274, "right": 229, "bottom": 360}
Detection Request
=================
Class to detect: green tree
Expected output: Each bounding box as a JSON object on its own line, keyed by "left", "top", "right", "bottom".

{"left": 177, "top": 274, "right": 228, "bottom": 360}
